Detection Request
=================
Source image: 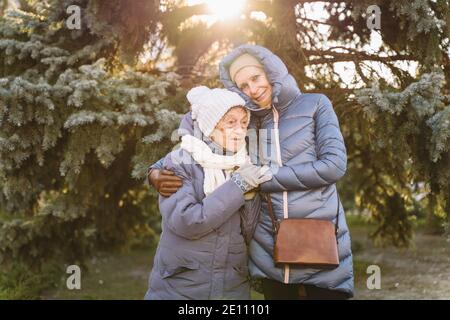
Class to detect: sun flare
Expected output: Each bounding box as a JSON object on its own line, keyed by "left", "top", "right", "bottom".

{"left": 206, "top": 0, "right": 246, "bottom": 20}
{"left": 186, "top": 0, "right": 246, "bottom": 21}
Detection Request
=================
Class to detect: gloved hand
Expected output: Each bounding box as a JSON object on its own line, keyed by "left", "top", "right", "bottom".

{"left": 231, "top": 162, "right": 273, "bottom": 193}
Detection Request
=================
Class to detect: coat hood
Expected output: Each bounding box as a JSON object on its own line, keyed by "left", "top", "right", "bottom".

{"left": 219, "top": 44, "right": 301, "bottom": 117}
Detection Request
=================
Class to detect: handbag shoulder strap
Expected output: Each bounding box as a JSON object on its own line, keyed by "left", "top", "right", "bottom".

{"left": 263, "top": 193, "right": 279, "bottom": 237}
{"left": 256, "top": 118, "right": 279, "bottom": 238}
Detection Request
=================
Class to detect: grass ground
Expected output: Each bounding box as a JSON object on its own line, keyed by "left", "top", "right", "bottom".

{"left": 351, "top": 227, "right": 450, "bottom": 299}
{"left": 41, "top": 246, "right": 154, "bottom": 300}
{"left": 41, "top": 243, "right": 265, "bottom": 300}
{"left": 40, "top": 217, "right": 449, "bottom": 300}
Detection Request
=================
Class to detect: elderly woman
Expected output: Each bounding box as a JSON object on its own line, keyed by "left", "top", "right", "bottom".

{"left": 144, "top": 86, "right": 271, "bottom": 300}
{"left": 149, "top": 45, "right": 354, "bottom": 300}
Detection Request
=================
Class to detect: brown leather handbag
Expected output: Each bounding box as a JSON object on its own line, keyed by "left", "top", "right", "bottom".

{"left": 263, "top": 193, "right": 340, "bottom": 269}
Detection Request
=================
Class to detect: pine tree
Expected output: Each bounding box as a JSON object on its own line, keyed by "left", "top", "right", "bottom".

{"left": 0, "top": 0, "right": 186, "bottom": 268}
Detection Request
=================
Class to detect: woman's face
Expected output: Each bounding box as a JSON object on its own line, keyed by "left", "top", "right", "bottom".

{"left": 234, "top": 66, "right": 272, "bottom": 108}
{"left": 210, "top": 106, "right": 249, "bottom": 152}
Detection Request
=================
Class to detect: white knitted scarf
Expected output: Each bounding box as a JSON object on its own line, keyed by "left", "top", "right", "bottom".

{"left": 180, "top": 134, "right": 248, "bottom": 195}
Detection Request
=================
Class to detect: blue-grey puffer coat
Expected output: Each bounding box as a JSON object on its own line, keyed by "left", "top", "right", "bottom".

{"left": 145, "top": 120, "right": 261, "bottom": 300}
{"left": 219, "top": 44, "right": 354, "bottom": 297}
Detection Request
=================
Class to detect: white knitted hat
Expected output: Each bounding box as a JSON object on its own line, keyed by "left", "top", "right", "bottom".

{"left": 187, "top": 86, "right": 248, "bottom": 137}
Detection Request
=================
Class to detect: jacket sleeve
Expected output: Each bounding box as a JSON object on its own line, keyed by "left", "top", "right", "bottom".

{"left": 261, "top": 95, "right": 347, "bottom": 192}
{"left": 147, "top": 157, "right": 164, "bottom": 174}
{"left": 159, "top": 155, "right": 245, "bottom": 240}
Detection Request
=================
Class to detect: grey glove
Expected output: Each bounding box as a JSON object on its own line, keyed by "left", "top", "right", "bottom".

{"left": 231, "top": 162, "right": 273, "bottom": 193}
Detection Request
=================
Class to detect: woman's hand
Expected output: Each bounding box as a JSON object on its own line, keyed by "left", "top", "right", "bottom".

{"left": 148, "top": 169, "right": 183, "bottom": 197}
{"left": 231, "top": 162, "right": 273, "bottom": 193}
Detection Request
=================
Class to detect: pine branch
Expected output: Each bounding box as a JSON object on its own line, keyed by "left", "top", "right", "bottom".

{"left": 305, "top": 50, "right": 417, "bottom": 64}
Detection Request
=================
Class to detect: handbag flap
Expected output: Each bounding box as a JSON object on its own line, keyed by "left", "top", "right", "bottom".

{"left": 274, "top": 219, "right": 339, "bottom": 269}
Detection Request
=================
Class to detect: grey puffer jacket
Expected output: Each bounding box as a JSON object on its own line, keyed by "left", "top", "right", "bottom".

{"left": 145, "top": 121, "right": 261, "bottom": 300}
{"left": 219, "top": 44, "right": 354, "bottom": 297}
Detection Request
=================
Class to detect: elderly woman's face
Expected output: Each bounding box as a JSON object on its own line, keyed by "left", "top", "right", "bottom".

{"left": 234, "top": 66, "right": 272, "bottom": 108}
{"left": 210, "top": 107, "right": 249, "bottom": 152}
